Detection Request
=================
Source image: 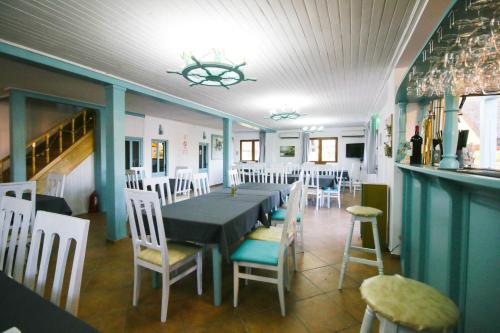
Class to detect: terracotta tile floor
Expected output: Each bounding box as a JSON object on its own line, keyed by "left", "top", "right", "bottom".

{"left": 76, "top": 191, "right": 400, "bottom": 332}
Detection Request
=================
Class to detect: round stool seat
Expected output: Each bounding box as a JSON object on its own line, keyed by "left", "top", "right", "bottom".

{"left": 346, "top": 205, "right": 382, "bottom": 217}
{"left": 360, "top": 275, "right": 459, "bottom": 332}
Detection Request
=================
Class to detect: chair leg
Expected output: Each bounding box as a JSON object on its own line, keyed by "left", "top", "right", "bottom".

{"left": 360, "top": 305, "right": 375, "bottom": 333}
{"left": 315, "top": 193, "right": 319, "bottom": 210}
{"left": 132, "top": 264, "right": 141, "bottom": 306}
{"left": 233, "top": 262, "right": 239, "bottom": 308}
{"left": 196, "top": 251, "right": 203, "bottom": 295}
{"left": 338, "top": 194, "right": 341, "bottom": 208}
{"left": 245, "top": 267, "right": 251, "bottom": 286}
{"left": 371, "top": 219, "right": 384, "bottom": 275}
{"left": 298, "top": 222, "right": 304, "bottom": 254}
{"left": 277, "top": 268, "right": 286, "bottom": 316}
{"left": 338, "top": 220, "right": 355, "bottom": 290}
{"left": 161, "top": 273, "right": 170, "bottom": 322}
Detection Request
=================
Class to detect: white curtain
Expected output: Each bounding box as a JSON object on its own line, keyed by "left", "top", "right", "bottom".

{"left": 259, "top": 131, "right": 266, "bottom": 163}
{"left": 301, "top": 132, "right": 310, "bottom": 163}
{"left": 364, "top": 118, "right": 378, "bottom": 174}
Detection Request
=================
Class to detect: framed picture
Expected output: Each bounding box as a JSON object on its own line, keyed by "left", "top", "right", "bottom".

{"left": 280, "top": 145, "right": 295, "bottom": 157}
{"left": 211, "top": 134, "right": 223, "bottom": 160}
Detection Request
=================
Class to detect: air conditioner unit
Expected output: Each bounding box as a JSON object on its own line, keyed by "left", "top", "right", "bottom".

{"left": 279, "top": 132, "right": 301, "bottom": 139}
{"left": 341, "top": 129, "right": 365, "bottom": 138}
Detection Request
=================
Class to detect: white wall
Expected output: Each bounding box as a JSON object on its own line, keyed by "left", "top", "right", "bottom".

{"left": 126, "top": 114, "right": 224, "bottom": 185}
{"left": 64, "top": 154, "right": 95, "bottom": 215}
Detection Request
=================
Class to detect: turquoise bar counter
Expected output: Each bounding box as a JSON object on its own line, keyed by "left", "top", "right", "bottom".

{"left": 398, "top": 164, "right": 500, "bottom": 333}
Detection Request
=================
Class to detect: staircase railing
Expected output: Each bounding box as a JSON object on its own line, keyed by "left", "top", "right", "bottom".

{"left": 0, "top": 109, "right": 96, "bottom": 182}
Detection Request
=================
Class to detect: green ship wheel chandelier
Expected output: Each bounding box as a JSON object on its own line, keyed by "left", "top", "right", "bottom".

{"left": 167, "top": 51, "right": 256, "bottom": 89}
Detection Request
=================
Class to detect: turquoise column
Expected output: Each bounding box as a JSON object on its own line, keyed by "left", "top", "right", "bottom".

{"left": 94, "top": 107, "right": 107, "bottom": 212}
{"left": 9, "top": 90, "right": 27, "bottom": 181}
{"left": 396, "top": 102, "right": 407, "bottom": 162}
{"left": 439, "top": 92, "right": 460, "bottom": 169}
{"left": 104, "top": 85, "right": 127, "bottom": 240}
{"left": 222, "top": 118, "right": 233, "bottom": 188}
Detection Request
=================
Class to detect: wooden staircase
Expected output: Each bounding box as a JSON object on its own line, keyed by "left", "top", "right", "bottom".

{"left": 0, "top": 109, "right": 96, "bottom": 184}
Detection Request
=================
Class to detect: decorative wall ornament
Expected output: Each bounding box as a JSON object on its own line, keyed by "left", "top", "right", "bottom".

{"left": 182, "top": 134, "right": 188, "bottom": 155}
{"left": 211, "top": 134, "right": 223, "bottom": 160}
{"left": 167, "top": 49, "right": 256, "bottom": 89}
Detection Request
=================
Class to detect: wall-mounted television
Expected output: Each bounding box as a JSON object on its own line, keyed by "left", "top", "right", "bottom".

{"left": 346, "top": 143, "right": 364, "bottom": 158}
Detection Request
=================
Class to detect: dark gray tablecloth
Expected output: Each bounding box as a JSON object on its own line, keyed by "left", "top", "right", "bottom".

{"left": 0, "top": 273, "right": 98, "bottom": 333}
{"left": 161, "top": 190, "right": 275, "bottom": 257}
{"left": 20, "top": 194, "right": 73, "bottom": 215}
{"left": 286, "top": 171, "right": 349, "bottom": 188}
{"left": 236, "top": 183, "right": 290, "bottom": 205}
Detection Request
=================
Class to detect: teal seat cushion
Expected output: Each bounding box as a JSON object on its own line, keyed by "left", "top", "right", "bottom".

{"left": 271, "top": 208, "right": 301, "bottom": 222}
{"left": 230, "top": 240, "right": 280, "bottom": 266}
{"left": 323, "top": 187, "right": 339, "bottom": 193}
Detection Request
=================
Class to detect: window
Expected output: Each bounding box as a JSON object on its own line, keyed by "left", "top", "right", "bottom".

{"left": 240, "top": 140, "right": 259, "bottom": 161}
{"left": 125, "top": 137, "right": 142, "bottom": 169}
{"left": 308, "top": 137, "right": 338, "bottom": 163}
{"left": 199, "top": 143, "right": 208, "bottom": 171}
{"left": 151, "top": 139, "right": 168, "bottom": 176}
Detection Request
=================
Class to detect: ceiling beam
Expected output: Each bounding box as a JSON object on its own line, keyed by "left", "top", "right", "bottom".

{"left": 0, "top": 39, "right": 275, "bottom": 132}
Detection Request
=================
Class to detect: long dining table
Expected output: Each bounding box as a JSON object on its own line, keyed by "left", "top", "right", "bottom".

{"left": 154, "top": 183, "right": 291, "bottom": 306}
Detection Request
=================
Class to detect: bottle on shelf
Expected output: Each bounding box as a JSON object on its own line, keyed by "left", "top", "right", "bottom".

{"left": 410, "top": 125, "right": 423, "bottom": 165}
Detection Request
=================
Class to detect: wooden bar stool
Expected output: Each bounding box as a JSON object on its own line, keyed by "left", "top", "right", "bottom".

{"left": 359, "top": 275, "right": 459, "bottom": 333}
{"left": 338, "top": 205, "right": 383, "bottom": 290}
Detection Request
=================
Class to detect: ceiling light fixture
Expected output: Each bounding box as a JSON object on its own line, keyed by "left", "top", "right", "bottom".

{"left": 167, "top": 49, "right": 256, "bottom": 89}
{"left": 266, "top": 105, "right": 305, "bottom": 121}
{"left": 302, "top": 126, "right": 324, "bottom": 133}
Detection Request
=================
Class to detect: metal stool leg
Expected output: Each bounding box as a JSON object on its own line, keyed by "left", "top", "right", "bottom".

{"left": 371, "top": 217, "right": 384, "bottom": 275}
{"left": 338, "top": 218, "right": 355, "bottom": 289}
{"left": 360, "top": 305, "right": 375, "bottom": 333}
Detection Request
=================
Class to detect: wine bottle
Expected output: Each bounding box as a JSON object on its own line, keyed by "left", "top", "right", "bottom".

{"left": 410, "top": 125, "right": 423, "bottom": 165}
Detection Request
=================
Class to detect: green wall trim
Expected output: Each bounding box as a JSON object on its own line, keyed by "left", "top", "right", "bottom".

{"left": 0, "top": 41, "right": 274, "bottom": 132}
{"left": 9, "top": 90, "right": 27, "bottom": 181}
{"left": 7, "top": 88, "right": 104, "bottom": 111}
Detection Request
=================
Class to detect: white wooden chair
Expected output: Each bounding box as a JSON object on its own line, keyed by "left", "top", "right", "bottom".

{"left": 304, "top": 170, "right": 322, "bottom": 210}
{"left": 232, "top": 181, "right": 302, "bottom": 316}
{"left": 266, "top": 167, "right": 284, "bottom": 184}
{"left": 336, "top": 167, "right": 345, "bottom": 191}
{"left": 130, "top": 167, "right": 146, "bottom": 180}
{"left": 126, "top": 170, "right": 140, "bottom": 189}
{"left": 24, "top": 211, "right": 89, "bottom": 316}
{"left": 143, "top": 177, "right": 172, "bottom": 206}
{"left": 0, "top": 196, "right": 33, "bottom": 283}
{"left": 323, "top": 177, "right": 342, "bottom": 208}
{"left": 45, "top": 172, "right": 66, "bottom": 198}
{"left": 347, "top": 163, "right": 355, "bottom": 192}
{"left": 173, "top": 168, "right": 192, "bottom": 202}
{"left": 0, "top": 181, "right": 37, "bottom": 222}
{"left": 228, "top": 169, "right": 240, "bottom": 187}
{"left": 192, "top": 172, "right": 210, "bottom": 196}
{"left": 124, "top": 189, "right": 202, "bottom": 322}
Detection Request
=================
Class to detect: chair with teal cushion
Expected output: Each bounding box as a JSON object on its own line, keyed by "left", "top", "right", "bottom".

{"left": 232, "top": 181, "right": 302, "bottom": 317}
{"left": 271, "top": 209, "right": 300, "bottom": 222}
{"left": 322, "top": 177, "right": 342, "bottom": 208}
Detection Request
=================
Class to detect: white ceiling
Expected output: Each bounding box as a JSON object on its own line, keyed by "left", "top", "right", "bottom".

{"left": 0, "top": 0, "right": 428, "bottom": 130}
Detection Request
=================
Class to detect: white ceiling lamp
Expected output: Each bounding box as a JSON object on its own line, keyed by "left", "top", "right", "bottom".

{"left": 266, "top": 105, "right": 305, "bottom": 121}
{"left": 302, "top": 125, "right": 324, "bottom": 133}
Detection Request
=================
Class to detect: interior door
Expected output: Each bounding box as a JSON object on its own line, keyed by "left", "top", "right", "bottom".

{"left": 152, "top": 139, "right": 167, "bottom": 176}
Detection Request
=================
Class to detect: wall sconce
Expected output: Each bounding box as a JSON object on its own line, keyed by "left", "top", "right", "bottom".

{"left": 159, "top": 124, "right": 164, "bottom": 135}
{"left": 203, "top": 131, "right": 206, "bottom": 140}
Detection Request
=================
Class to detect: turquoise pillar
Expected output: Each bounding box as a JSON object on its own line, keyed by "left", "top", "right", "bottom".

{"left": 439, "top": 92, "right": 459, "bottom": 169}
{"left": 222, "top": 118, "right": 233, "bottom": 188}
{"left": 104, "top": 85, "right": 127, "bottom": 240}
{"left": 9, "top": 90, "right": 27, "bottom": 181}
{"left": 94, "top": 107, "right": 107, "bottom": 212}
{"left": 396, "top": 102, "right": 407, "bottom": 162}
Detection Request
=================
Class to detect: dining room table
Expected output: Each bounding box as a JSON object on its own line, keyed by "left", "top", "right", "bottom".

{"left": 0, "top": 272, "right": 98, "bottom": 333}
{"left": 21, "top": 193, "right": 73, "bottom": 215}
{"left": 286, "top": 171, "right": 349, "bottom": 188}
{"left": 153, "top": 182, "right": 291, "bottom": 306}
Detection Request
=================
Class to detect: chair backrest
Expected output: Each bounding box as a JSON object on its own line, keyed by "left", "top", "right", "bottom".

{"left": 303, "top": 168, "right": 319, "bottom": 189}
{"left": 228, "top": 169, "right": 240, "bottom": 187}
{"left": 192, "top": 172, "right": 210, "bottom": 196}
{"left": 336, "top": 167, "right": 345, "bottom": 181}
{"left": 0, "top": 181, "right": 36, "bottom": 222}
{"left": 126, "top": 169, "right": 140, "bottom": 189}
{"left": 279, "top": 181, "right": 302, "bottom": 263}
{"left": 266, "top": 167, "right": 284, "bottom": 184}
{"left": 298, "top": 173, "right": 310, "bottom": 220}
{"left": 143, "top": 176, "right": 172, "bottom": 206}
{"left": 130, "top": 167, "right": 146, "bottom": 179}
{"left": 24, "top": 211, "right": 89, "bottom": 316}
{"left": 124, "top": 189, "right": 169, "bottom": 269}
{"left": 174, "top": 168, "right": 192, "bottom": 200}
{"left": 0, "top": 196, "right": 33, "bottom": 283}
{"left": 45, "top": 172, "right": 66, "bottom": 198}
